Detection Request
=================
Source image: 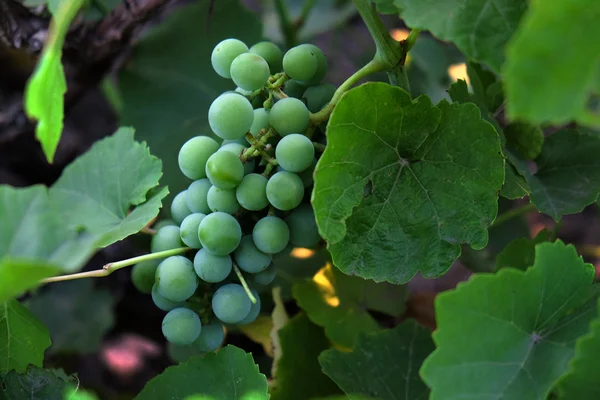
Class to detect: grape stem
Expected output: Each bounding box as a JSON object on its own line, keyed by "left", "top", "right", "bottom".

{"left": 267, "top": 73, "right": 289, "bottom": 90}
{"left": 491, "top": 203, "right": 536, "bottom": 227}
{"left": 313, "top": 142, "right": 326, "bottom": 152}
{"left": 40, "top": 247, "right": 191, "bottom": 284}
{"left": 233, "top": 263, "right": 258, "bottom": 304}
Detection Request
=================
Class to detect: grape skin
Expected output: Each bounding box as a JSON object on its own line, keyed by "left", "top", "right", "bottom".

{"left": 193, "top": 248, "right": 232, "bottom": 283}
{"left": 285, "top": 204, "right": 321, "bottom": 248}
{"left": 207, "top": 186, "right": 240, "bottom": 215}
{"left": 186, "top": 179, "right": 212, "bottom": 214}
{"left": 266, "top": 171, "right": 304, "bottom": 211}
{"left": 131, "top": 259, "right": 159, "bottom": 294}
{"left": 162, "top": 307, "right": 202, "bottom": 345}
{"left": 151, "top": 225, "right": 183, "bottom": 253}
{"left": 198, "top": 212, "right": 242, "bottom": 256}
{"left": 237, "top": 289, "right": 261, "bottom": 325}
{"left": 178, "top": 136, "right": 220, "bottom": 180}
{"left": 155, "top": 256, "right": 198, "bottom": 302}
{"left": 298, "top": 44, "right": 328, "bottom": 85}
{"left": 303, "top": 83, "right": 336, "bottom": 113}
{"left": 212, "top": 283, "right": 252, "bottom": 324}
{"left": 193, "top": 320, "right": 225, "bottom": 352}
{"left": 297, "top": 158, "right": 317, "bottom": 188}
{"left": 208, "top": 93, "right": 254, "bottom": 140}
{"left": 211, "top": 38, "right": 248, "bottom": 79}
{"left": 233, "top": 235, "right": 272, "bottom": 273}
{"left": 179, "top": 213, "right": 206, "bottom": 248}
{"left": 283, "top": 80, "right": 308, "bottom": 99}
{"left": 275, "top": 134, "right": 315, "bottom": 172}
{"left": 230, "top": 53, "right": 270, "bottom": 91}
{"left": 236, "top": 173, "right": 268, "bottom": 211}
{"left": 250, "top": 108, "right": 270, "bottom": 137}
{"left": 219, "top": 143, "right": 255, "bottom": 175}
{"left": 249, "top": 41, "right": 283, "bottom": 73}
{"left": 171, "top": 190, "right": 192, "bottom": 224}
{"left": 269, "top": 98, "right": 309, "bottom": 136}
{"left": 152, "top": 283, "right": 184, "bottom": 311}
{"left": 252, "top": 216, "right": 290, "bottom": 254}
{"left": 253, "top": 263, "right": 276, "bottom": 286}
{"left": 205, "top": 150, "right": 244, "bottom": 189}
{"left": 283, "top": 45, "right": 318, "bottom": 81}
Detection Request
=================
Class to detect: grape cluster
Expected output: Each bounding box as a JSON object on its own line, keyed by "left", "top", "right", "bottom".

{"left": 131, "top": 38, "right": 329, "bottom": 354}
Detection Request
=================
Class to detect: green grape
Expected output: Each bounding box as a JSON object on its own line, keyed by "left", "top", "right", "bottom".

{"left": 269, "top": 98, "right": 309, "bottom": 136}
{"left": 207, "top": 186, "right": 240, "bottom": 215}
{"left": 303, "top": 83, "right": 336, "bottom": 112}
{"left": 298, "top": 44, "right": 328, "bottom": 85}
{"left": 194, "top": 319, "right": 225, "bottom": 352}
{"left": 283, "top": 80, "right": 307, "bottom": 99}
{"left": 275, "top": 133, "right": 315, "bottom": 172}
{"left": 208, "top": 93, "right": 254, "bottom": 140}
{"left": 266, "top": 171, "right": 304, "bottom": 210}
{"left": 198, "top": 212, "right": 242, "bottom": 255}
{"left": 180, "top": 213, "right": 206, "bottom": 248}
{"left": 155, "top": 256, "right": 198, "bottom": 302}
{"left": 167, "top": 341, "right": 204, "bottom": 363}
{"left": 236, "top": 173, "right": 268, "bottom": 211}
{"left": 297, "top": 158, "right": 317, "bottom": 188}
{"left": 249, "top": 41, "right": 283, "bottom": 73}
{"left": 253, "top": 263, "right": 276, "bottom": 286}
{"left": 193, "top": 248, "right": 232, "bottom": 283}
{"left": 131, "top": 259, "right": 159, "bottom": 294}
{"left": 152, "top": 283, "right": 184, "bottom": 311}
{"left": 250, "top": 108, "right": 270, "bottom": 137}
{"left": 186, "top": 179, "right": 211, "bottom": 214}
{"left": 283, "top": 45, "right": 318, "bottom": 81}
{"left": 285, "top": 204, "right": 321, "bottom": 247}
{"left": 219, "top": 143, "right": 255, "bottom": 175}
{"left": 151, "top": 225, "right": 183, "bottom": 253}
{"left": 171, "top": 190, "right": 192, "bottom": 224}
{"left": 230, "top": 53, "right": 270, "bottom": 91}
{"left": 252, "top": 216, "right": 290, "bottom": 254}
{"left": 205, "top": 150, "right": 244, "bottom": 189}
{"left": 238, "top": 290, "right": 261, "bottom": 325}
{"left": 211, "top": 38, "right": 248, "bottom": 79}
{"left": 211, "top": 283, "right": 252, "bottom": 324}
{"left": 178, "top": 136, "right": 220, "bottom": 180}
{"left": 222, "top": 136, "right": 249, "bottom": 146}
{"left": 162, "top": 307, "right": 202, "bottom": 345}
{"left": 154, "top": 219, "right": 177, "bottom": 230}
{"left": 235, "top": 87, "right": 253, "bottom": 97}
{"left": 233, "top": 235, "right": 272, "bottom": 273}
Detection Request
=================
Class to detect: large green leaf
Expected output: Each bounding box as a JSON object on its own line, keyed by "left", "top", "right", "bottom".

{"left": 320, "top": 321, "right": 434, "bottom": 400}
{"left": 421, "top": 241, "right": 598, "bottom": 399}
{"left": 293, "top": 264, "right": 406, "bottom": 348}
{"left": 0, "top": 300, "right": 51, "bottom": 373}
{"left": 27, "top": 281, "right": 115, "bottom": 354}
{"left": 270, "top": 314, "right": 341, "bottom": 400}
{"left": 120, "top": 0, "right": 261, "bottom": 204}
{"left": 495, "top": 229, "right": 551, "bottom": 271}
{"left": 0, "top": 367, "right": 74, "bottom": 400}
{"left": 504, "top": 0, "right": 600, "bottom": 128}
{"left": 392, "top": 0, "right": 528, "bottom": 73}
{"left": 136, "top": 346, "right": 268, "bottom": 399}
{"left": 50, "top": 127, "right": 168, "bottom": 247}
{"left": 312, "top": 82, "right": 504, "bottom": 283}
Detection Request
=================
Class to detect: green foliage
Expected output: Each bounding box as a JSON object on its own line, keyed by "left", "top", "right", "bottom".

{"left": 0, "top": 300, "right": 51, "bottom": 373}
{"left": 293, "top": 264, "right": 406, "bottom": 348}
{"left": 0, "top": 367, "right": 75, "bottom": 400}
{"left": 320, "top": 321, "right": 434, "bottom": 400}
{"left": 270, "top": 314, "right": 342, "bottom": 400}
{"left": 504, "top": 0, "right": 600, "bottom": 128}
{"left": 495, "top": 229, "right": 551, "bottom": 270}
{"left": 313, "top": 82, "right": 504, "bottom": 283}
{"left": 135, "top": 346, "right": 268, "bottom": 399}
{"left": 421, "top": 241, "right": 598, "bottom": 399}
{"left": 504, "top": 122, "right": 544, "bottom": 160}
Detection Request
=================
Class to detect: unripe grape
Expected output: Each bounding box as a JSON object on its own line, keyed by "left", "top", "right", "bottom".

{"left": 180, "top": 213, "right": 206, "bottom": 248}
{"left": 236, "top": 173, "right": 268, "bottom": 211}
{"left": 283, "top": 80, "right": 307, "bottom": 99}
{"left": 252, "top": 216, "right": 290, "bottom": 254}
{"left": 193, "top": 320, "right": 225, "bottom": 352}
{"left": 285, "top": 204, "right": 321, "bottom": 247}
{"left": 205, "top": 150, "right": 244, "bottom": 189}
{"left": 219, "top": 143, "right": 254, "bottom": 175}
{"left": 303, "top": 83, "right": 336, "bottom": 113}
{"left": 151, "top": 225, "right": 184, "bottom": 253}
{"left": 269, "top": 98, "right": 309, "bottom": 136}
{"left": 297, "top": 158, "right": 317, "bottom": 188}
{"left": 207, "top": 186, "right": 240, "bottom": 215}
{"left": 162, "top": 308, "right": 201, "bottom": 345}
{"left": 237, "top": 289, "right": 261, "bottom": 325}
{"left": 250, "top": 108, "right": 270, "bottom": 137}
{"left": 155, "top": 256, "right": 198, "bottom": 302}
{"left": 276, "top": 133, "right": 315, "bottom": 172}
{"left": 250, "top": 41, "right": 283, "bottom": 73}
{"left": 233, "top": 235, "right": 272, "bottom": 273}
{"left": 212, "top": 283, "right": 252, "bottom": 324}
{"left": 208, "top": 93, "right": 254, "bottom": 140}
{"left": 198, "top": 212, "right": 242, "bottom": 255}
{"left": 171, "top": 190, "right": 192, "bottom": 224}
{"left": 186, "top": 179, "right": 211, "bottom": 214}
{"left": 283, "top": 45, "right": 318, "bottom": 81}
{"left": 230, "top": 53, "right": 270, "bottom": 91}
{"left": 253, "top": 264, "right": 276, "bottom": 286}
{"left": 297, "top": 44, "right": 328, "bottom": 85}
{"left": 211, "top": 38, "right": 248, "bottom": 79}
{"left": 266, "top": 171, "right": 304, "bottom": 210}
{"left": 152, "top": 283, "right": 184, "bottom": 311}
{"left": 194, "top": 248, "right": 232, "bottom": 283}
{"left": 178, "top": 136, "right": 220, "bottom": 180}
{"left": 131, "top": 259, "right": 159, "bottom": 294}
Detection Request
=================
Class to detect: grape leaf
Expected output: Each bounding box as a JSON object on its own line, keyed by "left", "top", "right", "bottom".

{"left": 0, "top": 300, "right": 51, "bottom": 373}
{"left": 320, "top": 321, "right": 434, "bottom": 400}
{"left": 119, "top": 0, "right": 261, "bottom": 204}
{"left": 504, "top": 122, "right": 544, "bottom": 160}
{"left": 239, "top": 316, "right": 274, "bottom": 357}
{"left": 0, "top": 186, "right": 96, "bottom": 302}
{"left": 27, "top": 281, "right": 115, "bottom": 354}
{"left": 136, "top": 346, "right": 268, "bottom": 399}
{"left": 392, "top": 0, "right": 528, "bottom": 73}
{"left": 420, "top": 241, "right": 598, "bottom": 400}
{"left": 504, "top": 0, "right": 600, "bottom": 128}
{"left": 24, "top": 0, "right": 85, "bottom": 163}
{"left": 556, "top": 299, "right": 600, "bottom": 399}
{"left": 501, "top": 162, "right": 530, "bottom": 200}
{"left": 272, "top": 245, "right": 330, "bottom": 300}
{"left": 270, "top": 314, "right": 341, "bottom": 400}
{"left": 0, "top": 367, "right": 74, "bottom": 400}
{"left": 292, "top": 263, "right": 407, "bottom": 348}
{"left": 312, "top": 82, "right": 504, "bottom": 283}
{"left": 49, "top": 127, "right": 168, "bottom": 248}
{"left": 495, "top": 229, "right": 551, "bottom": 270}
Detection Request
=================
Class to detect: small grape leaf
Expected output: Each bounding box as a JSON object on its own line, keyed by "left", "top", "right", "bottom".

{"left": 504, "top": 0, "right": 600, "bottom": 128}
{"left": 27, "top": 281, "right": 115, "bottom": 354}
{"left": 239, "top": 316, "right": 274, "bottom": 357}
{"left": 495, "top": 229, "right": 551, "bottom": 270}
{"left": 292, "top": 263, "right": 407, "bottom": 348}
{"left": 0, "top": 367, "right": 75, "bottom": 400}
{"left": 447, "top": 79, "right": 471, "bottom": 104}
{"left": 135, "top": 345, "right": 268, "bottom": 399}
{"left": 119, "top": 0, "right": 261, "bottom": 204}
{"left": 270, "top": 314, "right": 341, "bottom": 400}
{"left": 392, "top": 0, "right": 528, "bottom": 74}
{"left": 504, "top": 122, "right": 544, "bottom": 160}
{"left": 0, "top": 300, "right": 51, "bottom": 373}
{"left": 49, "top": 127, "right": 168, "bottom": 248}
{"left": 24, "top": 0, "right": 85, "bottom": 163}
{"left": 420, "top": 241, "right": 598, "bottom": 400}
{"left": 319, "top": 321, "right": 434, "bottom": 400}
{"left": 312, "top": 82, "right": 504, "bottom": 283}
{"left": 501, "top": 162, "right": 530, "bottom": 200}
{"left": 555, "top": 299, "right": 600, "bottom": 399}
{"left": 372, "top": 0, "right": 400, "bottom": 14}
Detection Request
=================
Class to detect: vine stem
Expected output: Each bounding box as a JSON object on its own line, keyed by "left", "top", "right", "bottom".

{"left": 40, "top": 247, "right": 191, "bottom": 284}
{"left": 233, "top": 263, "right": 257, "bottom": 304}
{"left": 491, "top": 203, "right": 536, "bottom": 227}
{"left": 274, "top": 0, "right": 296, "bottom": 48}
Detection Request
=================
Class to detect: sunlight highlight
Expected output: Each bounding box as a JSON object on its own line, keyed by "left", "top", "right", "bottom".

{"left": 390, "top": 28, "right": 410, "bottom": 41}
{"left": 448, "top": 63, "right": 469, "bottom": 84}
{"left": 290, "top": 247, "right": 315, "bottom": 259}
{"left": 313, "top": 265, "right": 340, "bottom": 307}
